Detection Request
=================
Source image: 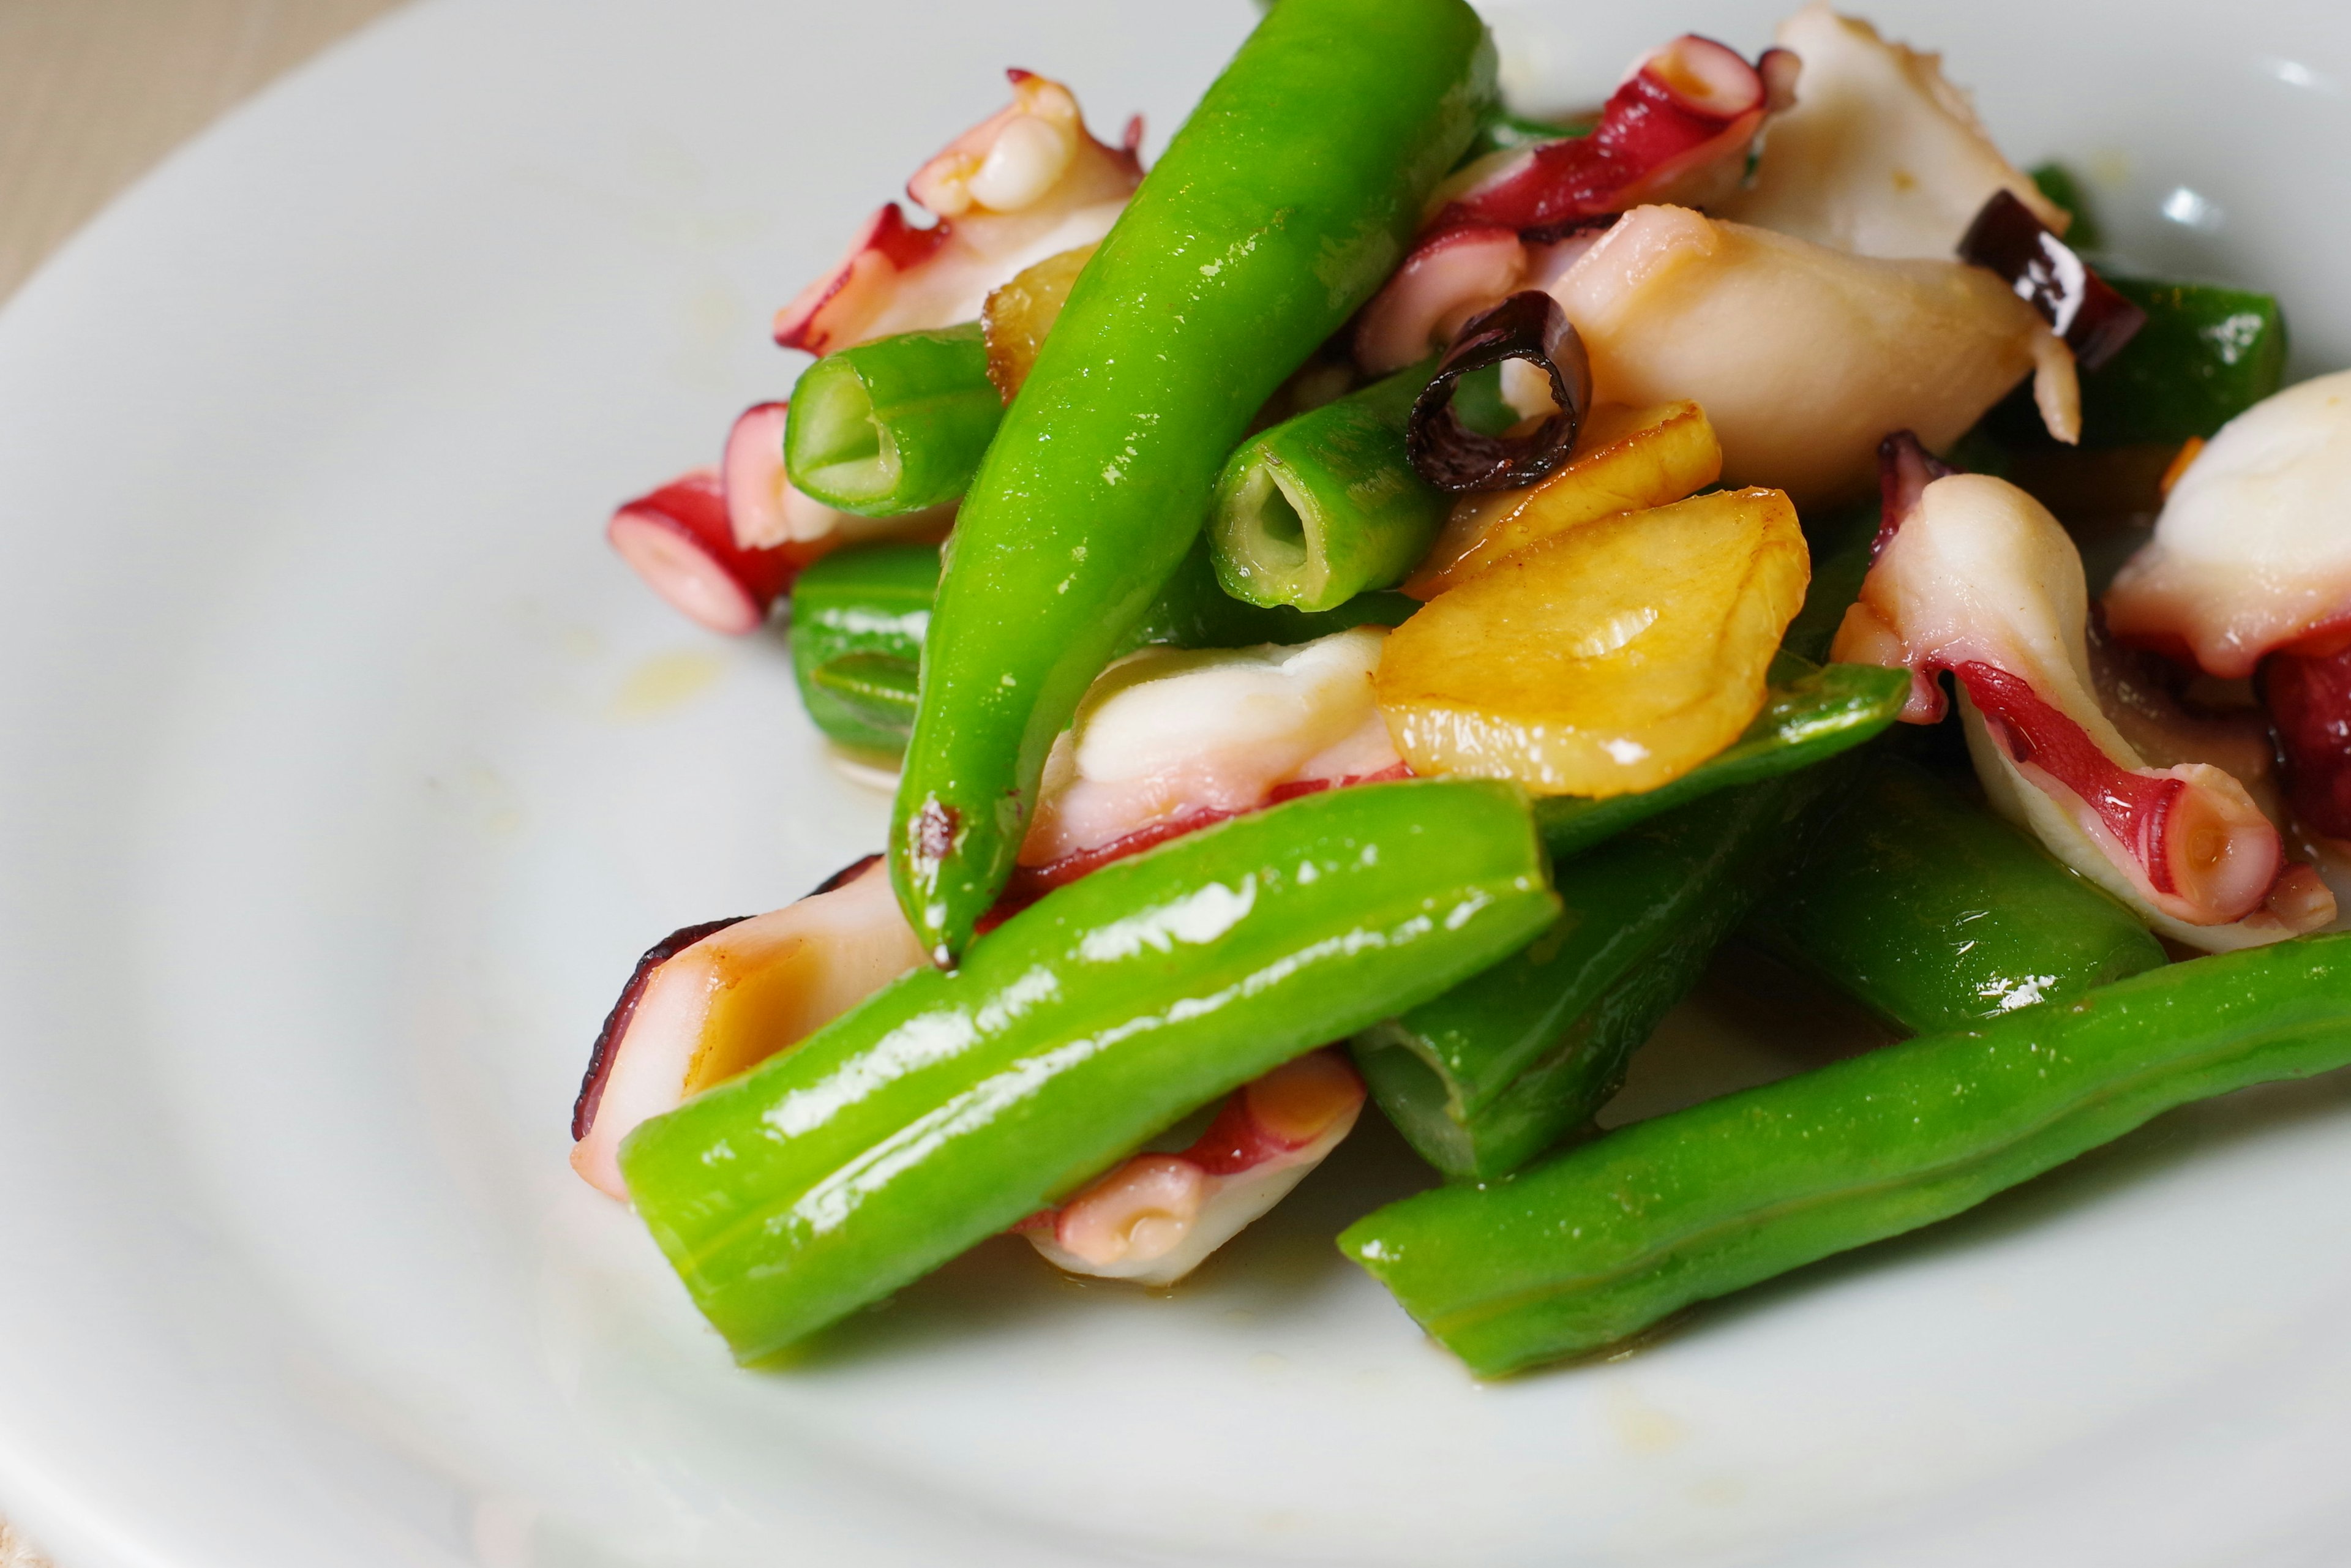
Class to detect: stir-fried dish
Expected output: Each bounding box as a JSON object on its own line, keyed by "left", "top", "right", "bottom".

{"left": 587, "top": 0, "right": 2351, "bottom": 1376}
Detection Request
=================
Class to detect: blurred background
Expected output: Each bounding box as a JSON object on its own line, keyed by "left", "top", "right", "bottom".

{"left": 4, "top": 10, "right": 402, "bottom": 1553}
{"left": 0, "top": 0, "right": 403, "bottom": 303}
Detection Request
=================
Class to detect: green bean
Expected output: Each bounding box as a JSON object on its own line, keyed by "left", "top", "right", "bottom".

{"left": 1532, "top": 655, "right": 1905, "bottom": 862}
{"left": 2082, "top": 277, "right": 2289, "bottom": 447}
{"left": 787, "top": 539, "right": 1415, "bottom": 753}
{"left": 1342, "top": 934, "right": 2351, "bottom": 1377}
{"left": 1210, "top": 361, "right": 1449, "bottom": 612}
{"left": 1748, "top": 755, "right": 2167, "bottom": 1032}
{"left": 623, "top": 778, "right": 1557, "bottom": 1361}
{"left": 784, "top": 323, "right": 1003, "bottom": 516}
{"left": 1358, "top": 761, "right": 1858, "bottom": 1181}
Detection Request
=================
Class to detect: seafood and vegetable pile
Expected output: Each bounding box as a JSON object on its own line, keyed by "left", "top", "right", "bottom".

{"left": 583, "top": 0, "right": 2351, "bottom": 1376}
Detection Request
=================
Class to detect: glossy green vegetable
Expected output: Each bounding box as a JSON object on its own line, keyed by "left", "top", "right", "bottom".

{"left": 1532, "top": 655, "right": 1905, "bottom": 862}
{"left": 1359, "top": 762, "right": 1856, "bottom": 1181}
{"left": 1210, "top": 361, "right": 1448, "bottom": 611}
{"left": 787, "top": 543, "right": 939, "bottom": 754}
{"left": 891, "top": 0, "right": 1496, "bottom": 965}
{"left": 623, "top": 779, "right": 1558, "bottom": 1361}
{"left": 787, "top": 540, "right": 1414, "bottom": 752}
{"left": 1749, "top": 756, "right": 2167, "bottom": 1031}
{"left": 1343, "top": 934, "right": 2351, "bottom": 1377}
{"left": 2080, "top": 277, "right": 2289, "bottom": 448}
{"left": 784, "top": 323, "right": 1003, "bottom": 516}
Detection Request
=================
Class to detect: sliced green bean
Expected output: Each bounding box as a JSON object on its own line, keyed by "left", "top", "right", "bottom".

{"left": 1210, "top": 361, "right": 1448, "bottom": 611}
{"left": 1342, "top": 934, "right": 2351, "bottom": 1378}
{"left": 784, "top": 323, "right": 1003, "bottom": 516}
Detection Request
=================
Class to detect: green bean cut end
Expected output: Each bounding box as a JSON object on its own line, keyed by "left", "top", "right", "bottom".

{"left": 786, "top": 356, "right": 902, "bottom": 511}
{"left": 1214, "top": 455, "right": 1335, "bottom": 609}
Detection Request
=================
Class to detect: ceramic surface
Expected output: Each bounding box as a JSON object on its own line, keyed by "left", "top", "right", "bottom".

{"left": 2, "top": 1, "right": 2348, "bottom": 1563}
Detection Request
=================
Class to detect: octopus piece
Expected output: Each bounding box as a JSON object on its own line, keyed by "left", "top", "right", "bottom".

{"left": 1540, "top": 204, "right": 2074, "bottom": 504}
{"left": 721, "top": 401, "right": 848, "bottom": 549}
{"left": 1016, "top": 626, "right": 1407, "bottom": 883}
{"left": 605, "top": 467, "right": 822, "bottom": 635}
{"left": 720, "top": 399, "right": 953, "bottom": 552}
{"left": 1357, "top": 35, "right": 1794, "bottom": 373}
{"left": 1014, "top": 1050, "right": 1365, "bottom": 1286}
{"left": 569, "top": 857, "right": 928, "bottom": 1200}
{"left": 1832, "top": 446, "right": 2327, "bottom": 949}
{"left": 774, "top": 70, "right": 1142, "bottom": 355}
{"left": 2105, "top": 372, "right": 2351, "bottom": 679}
{"left": 2104, "top": 372, "right": 2351, "bottom": 846}
{"left": 1715, "top": 4, "right": 2069, "bottom": 260}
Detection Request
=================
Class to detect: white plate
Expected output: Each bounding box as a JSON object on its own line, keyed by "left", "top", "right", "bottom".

{"left": 4, "top": 1, "right": 2350, "bottom": 1563}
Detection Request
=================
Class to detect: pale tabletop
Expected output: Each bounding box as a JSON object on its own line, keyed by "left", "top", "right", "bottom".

{"left": 0, "top": 2, "right": 408, "bottom": 1558}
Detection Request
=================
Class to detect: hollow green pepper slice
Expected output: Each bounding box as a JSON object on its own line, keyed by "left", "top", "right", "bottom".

{"left": 1343, "top": 934, "right": 2351, "bottom": 1378}
{"left": 787, "top": 539, "right": 1415, "bottom": 753}
{"left": 1210, "top": 361, "right": 1449, "bottom": 612}
{"left": 1359, "top": 759, "right": 1860, "bottom": 1182}
{"left": 624, "top": 778, "right": 1557, "bottom": 1361}
{"left": 784, "top": 323, "right": 1004, "bottom": 516}
{"left": 891, "top": 0, "right": 1496, "bottom": 966}
{"left": 1532, "top": 655, "right": 1905, "bottom": 862}
{"left": 1748, "top": 755, "right": 2167, "bottom": 1032}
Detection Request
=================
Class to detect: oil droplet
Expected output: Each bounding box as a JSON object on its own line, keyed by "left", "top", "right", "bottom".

{"left": 1248, "top": 1351, "right": 1288, "bottom": 1378}
{"left": 610, "top": 650, "right": 723, "bottom": 719}
{"left": 1603, "top": 1383, "right": 1688, "bottom": 1455}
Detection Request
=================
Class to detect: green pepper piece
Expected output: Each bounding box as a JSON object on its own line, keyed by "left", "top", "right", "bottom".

{"left": 787, "top": 539, "right": 1415, "bottom": 754}
{"left": 1532, "top": 655, "right": 1905, "bottom": 863}
{"left": 1359, "top": 760, "right": 1858, "bottom": 1181}
{"left": 2079, "top": 277, "right": 2289, "bottom": 448}
{"left": 1749, "top": 755, "right": 2167, "bottom": 1032}
{"left": 890, "top": 0, "right": 1496, "bottom": 966}
{"left": 784, "top": 323, "right": 1003, "bottom": 516}
{"left": 623, "top": 778, "right": 1558, "bottom": 1361}
{"left": 1210, "top": 361, "right": 1449, "bottom": 611}
{"left": 1343, "top": 934, "right": 2351, "bottom": 1378}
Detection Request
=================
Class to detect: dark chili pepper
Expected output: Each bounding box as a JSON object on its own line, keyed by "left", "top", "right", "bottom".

{"left": 1404, "top": 291, "right": 1590, "bottom": 493}
{"left": 2259, "top": 644, "right": 2351, "bottom": 839}
{"left": 1957, "top": 189, "right": 2146, "bottom": 372}
{"left": 1341, "top": 934, "right": 2351, "bottom": 1378}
